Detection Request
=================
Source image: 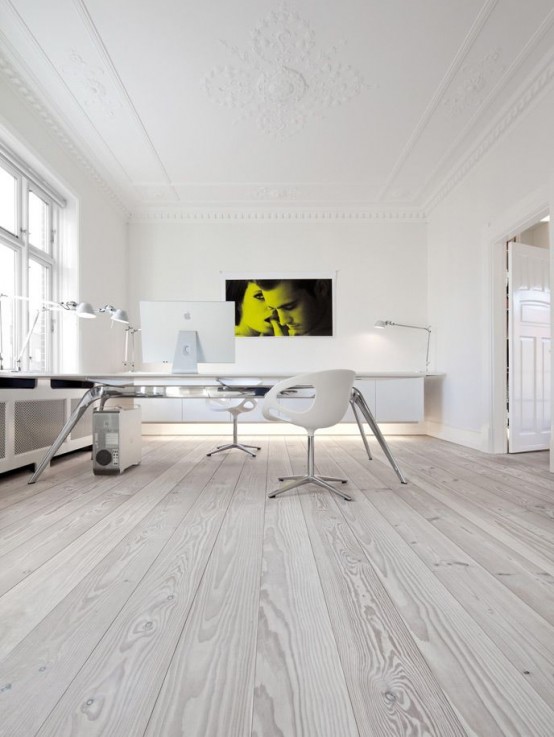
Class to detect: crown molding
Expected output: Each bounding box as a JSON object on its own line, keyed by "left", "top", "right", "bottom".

{"left": 0, "top": 47, "right": 130, "bottom": 216}
{"left": 129, "top": 206, "right": 427, "bottom": 223}
{"left": 424, "top": 50, "right": 554, "bottom": 212}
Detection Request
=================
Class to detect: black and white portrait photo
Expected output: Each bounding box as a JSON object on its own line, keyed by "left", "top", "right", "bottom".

{"left": 224, "top": 276, "right": 334, "bottom": 337}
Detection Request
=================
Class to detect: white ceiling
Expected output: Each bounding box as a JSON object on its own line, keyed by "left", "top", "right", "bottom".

{"left": 0, "top": 0, "right": 553, "bottom": 216}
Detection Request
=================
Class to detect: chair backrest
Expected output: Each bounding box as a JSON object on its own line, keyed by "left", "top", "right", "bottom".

{"left": 207, "top": 377, "right": 262, "bottom": 414}
{"left": 208, "top": 396, "right": 256, "bottom": 415}
{"left": 262, "top": 369, "right": 355, "bottom": 432}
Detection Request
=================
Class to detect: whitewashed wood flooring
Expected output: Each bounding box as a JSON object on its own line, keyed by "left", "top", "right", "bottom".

{"left": 0, "top": 434, "right": 553, "bottom": 737}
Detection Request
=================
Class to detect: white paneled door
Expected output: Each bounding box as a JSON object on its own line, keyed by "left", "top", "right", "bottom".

{"left": 508, "top": 242, "right": 551, "bottom": 452}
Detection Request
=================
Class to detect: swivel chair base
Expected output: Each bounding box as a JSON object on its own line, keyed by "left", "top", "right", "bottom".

{"left": 269, "top": 474, "right": 351, "bottom": 501}
{"left": 207, "top": 442, "right": 261, "bottom": 458}
{"left": 206, "top": 401, "right": 261, "bottom": 457}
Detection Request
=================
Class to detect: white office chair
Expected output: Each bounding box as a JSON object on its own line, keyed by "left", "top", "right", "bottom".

{"left": 262, "top": 369, "right": 356, "bottom": 500}
{"left": 206, "top": 378, "right": 262, "bottom": 458}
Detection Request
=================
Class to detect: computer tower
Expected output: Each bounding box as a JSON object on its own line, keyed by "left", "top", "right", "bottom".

{"left": 92, "top": 406, "right": 142, "bottom": 474}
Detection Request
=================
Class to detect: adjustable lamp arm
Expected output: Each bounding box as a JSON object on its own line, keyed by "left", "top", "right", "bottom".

{"left": 0, "top": 293, "right": 129, "bottom": 371}
{"left": 374, "top": 319, "right": 432, "bottom": 371}
{"left": 380, "top": 320, "right": 430, "bottom": 333}
{"left": 16, "top": 305, "right": 51, "bottom": 371}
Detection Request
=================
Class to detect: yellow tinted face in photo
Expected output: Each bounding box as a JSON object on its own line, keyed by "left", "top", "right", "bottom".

{"left": 240, "top": 282, "right": 274, "bottom": 335}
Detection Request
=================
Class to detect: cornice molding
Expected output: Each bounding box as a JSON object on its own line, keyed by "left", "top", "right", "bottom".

{"left": 129, "top": 207, "right": 427, "bottom": 223}
{"left": 0, "top": 48, "right": 130, "bottom": 216}
{"left": 424, "top": 51, "right": 554, "bottom": 212}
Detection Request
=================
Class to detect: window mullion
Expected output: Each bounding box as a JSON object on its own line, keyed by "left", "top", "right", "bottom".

{"left": 28, "top": 244, "right": 54, "bottom": 267}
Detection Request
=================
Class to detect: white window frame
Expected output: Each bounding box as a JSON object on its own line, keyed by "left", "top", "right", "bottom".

{"left": 0, "top": 144, "right": 65, "bottom": 372}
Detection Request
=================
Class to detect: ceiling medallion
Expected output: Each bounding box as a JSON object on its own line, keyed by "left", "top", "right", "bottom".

{"left": 64, "top": 50, "right": 117, "bottom": 119}
{"left": 443, "top": 48, "right": 504, "bottom": 117}
{"left": 204, "top": 4, "right": 366, "bottom": 139}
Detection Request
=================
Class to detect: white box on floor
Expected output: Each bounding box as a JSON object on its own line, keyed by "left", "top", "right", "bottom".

{"left": 92, "top": 406, "right": 142, "bottom": 474}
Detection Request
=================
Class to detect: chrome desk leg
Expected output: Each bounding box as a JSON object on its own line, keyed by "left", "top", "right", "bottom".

{"left": 28, "top": 385, "right": 105, "bottom": 484}
{"left": 350, "top": 398, "right": 372, "bottom": 460}
{"left": 351, "top": 387, "right": 407, "bottom": 484}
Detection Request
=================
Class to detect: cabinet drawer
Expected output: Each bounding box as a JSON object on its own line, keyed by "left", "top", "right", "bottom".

{"left": 374, "top": 377, "right": 423, "bottom": 422}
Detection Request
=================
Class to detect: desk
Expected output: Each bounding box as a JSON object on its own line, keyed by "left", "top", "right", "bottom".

{"left": 25, "top": 373, "right": 408, "bottom": 486}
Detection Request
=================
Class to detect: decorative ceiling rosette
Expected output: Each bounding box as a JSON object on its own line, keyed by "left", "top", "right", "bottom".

{"left": 204, "top": 4, "right": 367, "bottom": 139}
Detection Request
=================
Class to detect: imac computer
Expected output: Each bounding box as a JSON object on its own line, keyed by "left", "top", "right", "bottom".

{"left": 139, "top": 300, "right": 235, "bottom": 373}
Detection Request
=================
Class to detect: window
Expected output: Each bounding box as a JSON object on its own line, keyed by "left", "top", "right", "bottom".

{"left": 0, "top": 144, "right": 65, "bottom": 372}
{"left": 0, "top": 165, "right": 17, "bottom": 235}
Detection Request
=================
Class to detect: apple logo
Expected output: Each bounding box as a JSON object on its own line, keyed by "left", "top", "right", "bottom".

{"left": 183, "top": 311, "right": 191, "bottom": 320}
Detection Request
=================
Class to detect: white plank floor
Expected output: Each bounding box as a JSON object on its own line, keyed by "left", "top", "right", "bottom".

{"left": 0, "top": 434, "right": 553, "bottom": 737}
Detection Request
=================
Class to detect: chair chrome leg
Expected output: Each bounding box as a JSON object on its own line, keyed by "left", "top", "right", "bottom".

{"left": 312, "top": 476, "right": 352, "bottom": 501}
{"left": 235, "top": 443, "right": 258, "bottom": 456}
{"left": 268, "top": 477, "right": 311, "bottom": 498}
{"left": 278, "top": 473, "right": 346, "bottom": 483}
{"left": 207, "top": 413, "right": 261, "bottom": 457}
{"left": 268, "top": 474, "right": 352, "bottom": 500}
{"left": 207, "top": 442, "right": 257, "bottom": 458}
{"left": 270, "top": 432, "right": 352, "bottom": 500}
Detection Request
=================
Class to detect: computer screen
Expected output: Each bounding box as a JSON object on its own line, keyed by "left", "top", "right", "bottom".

{"left": 139, "top": 300, "right": 235, "bottom": 372}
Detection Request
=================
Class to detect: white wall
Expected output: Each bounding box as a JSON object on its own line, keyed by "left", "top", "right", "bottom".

{"left": 127, "top": 219, "right": 428, "bottom": 375}
{"left": 0, "top": 75, "right": 128, "bottom": 373}
{"left": 426, "top": 87, "right": 554, "bottom": 452}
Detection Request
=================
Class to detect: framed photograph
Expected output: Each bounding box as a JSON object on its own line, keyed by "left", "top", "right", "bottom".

{"left": 222, "top": 272, "right": 335, "bottom": 337}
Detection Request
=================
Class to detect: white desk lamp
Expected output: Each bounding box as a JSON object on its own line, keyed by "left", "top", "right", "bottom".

{"left": 0, "top": 294, "right": 129, "bottom": 371}
{"left": 60, "top": 300, "right": 96, "bottom": 318}
{"left": 98, "top": 304, "right": 129, "bottom": 324}
{"left": 375, "top": 319, "right": 432, "bottom": 371}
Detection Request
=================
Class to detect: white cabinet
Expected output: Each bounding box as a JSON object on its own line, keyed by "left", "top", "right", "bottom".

{"left": 135, "top": 398, "right": 183, "bottom": 422}
{"left": 342, "top": 380, "right": 376, "bottom": 421}
{"left": 135, "top": 376, "right": 424, "bottom": 424}
{"left": 375, "top": 377, "right": 424, "bottom": 422}
{"left": 344, "top": 377, "right": 423, "bottom": 423}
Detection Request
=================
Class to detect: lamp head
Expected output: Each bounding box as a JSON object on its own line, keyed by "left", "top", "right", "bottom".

{"left": 75, "top": 302, "right": 96, "bottom": 318}
{"left": 98, "top": 304, "right": 129, "bottom": 324}
{"left": 111, "top": 308, "right": 129, "bottom": 324}
{"left": 59, "top": 300, "right": 96, "bottom": 318}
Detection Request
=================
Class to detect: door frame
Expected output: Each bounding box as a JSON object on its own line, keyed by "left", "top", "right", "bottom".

{"left": 485, "top": 188, "right": 550, "bottom": 454}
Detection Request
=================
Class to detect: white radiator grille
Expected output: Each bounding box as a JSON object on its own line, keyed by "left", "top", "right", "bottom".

{"left": 14, "top": 399, "right": 65, "bottom": 455}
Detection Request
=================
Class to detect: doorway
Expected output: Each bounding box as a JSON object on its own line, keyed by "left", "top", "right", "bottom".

{"left": 506, "top": 217, "right": 551, "bottom": 452}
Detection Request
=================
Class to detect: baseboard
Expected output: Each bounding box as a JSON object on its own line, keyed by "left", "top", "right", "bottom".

{"left": 425, "top": 420, "right": 483, "bottom": 450}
